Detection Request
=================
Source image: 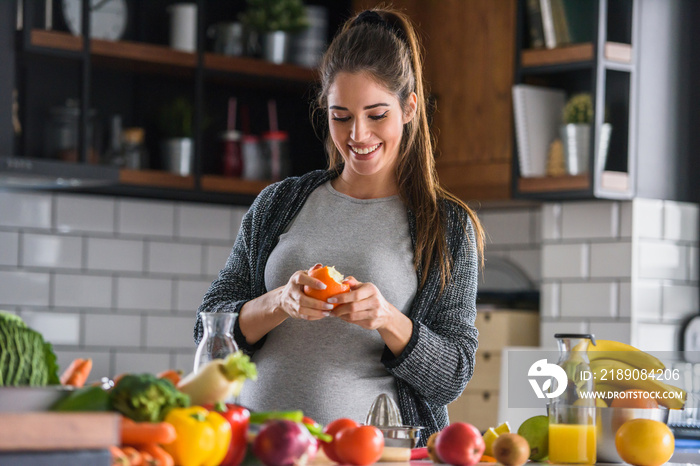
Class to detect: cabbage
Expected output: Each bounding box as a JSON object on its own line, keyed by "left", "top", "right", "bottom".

{"left": 0, "top": 311, "right": 60, "bottom": 386}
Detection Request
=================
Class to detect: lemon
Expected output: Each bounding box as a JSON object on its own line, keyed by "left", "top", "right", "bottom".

{"left": 495, "top": 421, "right": 511, "bottom": 435}
{"left": 483, "top": 427, "right": 499, "bottom": 457}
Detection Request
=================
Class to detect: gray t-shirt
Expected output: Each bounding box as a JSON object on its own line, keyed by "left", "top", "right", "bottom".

{"left": 237, "top": 181, "right": 418, "bottom": 425}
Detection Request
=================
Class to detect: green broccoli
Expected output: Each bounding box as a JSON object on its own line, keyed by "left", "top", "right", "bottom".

{"left": 109, "top": 373, "right": 190, "bottom": 422}
{"left": 0, "top": 312, "right": 60, "bottom": 386}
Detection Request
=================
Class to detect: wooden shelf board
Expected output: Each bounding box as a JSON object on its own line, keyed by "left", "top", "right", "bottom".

{"left": 30, "top": 29, "right": 82, "bottom": 52}
{"left": 200, "top": 175, "right": 271, "bottom": 195}
{"left": 521, "top": 43, "right": 594, "bottom": 68}
{"left": 204, "top": 53, "right": 317, "bottom": 83}
{"left": 119, "top": 169, "right": 195, "bottom": 190}
{"left": 518, "top": 174, "right": 590, "bottom": 192}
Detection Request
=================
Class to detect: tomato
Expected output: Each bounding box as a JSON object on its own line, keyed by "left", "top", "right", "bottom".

{"left": 615, "top": 419, "right": 674, "bottom": 466}
{"left": 303, "top": 265, "right": 350, "bottom": 306}
{"left": 321, "top": 418, "right": 359, "bottom": 463}
{"left": 335, "top": 425, "right": 384, "bottom": 466}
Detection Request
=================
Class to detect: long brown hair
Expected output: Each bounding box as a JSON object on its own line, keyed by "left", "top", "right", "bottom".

{"left": 315, "top": 7, "right": 485, "bottom": 290}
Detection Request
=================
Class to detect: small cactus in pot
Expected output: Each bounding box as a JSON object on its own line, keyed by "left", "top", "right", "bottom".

{"left": 562, "top": 93, "right": 593, "bottom": 124}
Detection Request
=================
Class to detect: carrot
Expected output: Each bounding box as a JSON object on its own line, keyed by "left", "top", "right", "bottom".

{"left": 157, "top": 369, "right": 183, "bottom": 386}
{"left": 60, "top": 358, "right": 93, "bottom": 387}
{"left": 139, "top": 451, "right": 157, "bottom": 466}
{"left": 121, "top": 446, "right": 143, "bottom": 466}
{"left": 139, "top": 443, "right": 174, "bottom": 466}
{"left": 121, "top": 419, "right": 177, "bottom": 446}
{"left": 109, "top": 445, "right": 129, "bottom": 466}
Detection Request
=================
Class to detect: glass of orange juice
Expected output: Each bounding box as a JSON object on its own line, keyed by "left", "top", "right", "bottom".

{"left": 549, "top": 404, "right": 597, "bottom": 464}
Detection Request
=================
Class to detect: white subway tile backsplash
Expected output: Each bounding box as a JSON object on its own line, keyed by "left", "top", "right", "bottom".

{"left": 588, "top": 321, "right": 632, "bottom": 343}
{"left": 115, "top": 352, "right": 171, "bottom": 377}
{"left": 631, "top": 281, "right": 663, "bottom": 320}
{"left": 662, "top": 284, "right": 699, "bottom": 321}
{"left": 541, "top": 203, "right": 562, "bottom": 240}
{"left": 542, "top": 243, "right": 589, "bottom": 279}
{"left": 0, "top": 270, "right": 50, "bottom": 306}
{"left": 664, "top": 201, "right": 699, "bottom": 242}
{"left": 637, "top": 242, "right": 688, "bottom": 280}
{"left": 560, "top": 282, "right": 616, "bottom": 318}
{"left": 618, "top": 281, "right": 631, "bottom": 318}
{"left": 148, "top": 241, "right": 203, "bottom": 275}
{"left": 87, "top": 237, "right": 144, "bottom": 272}
{"left": 22, "top": 311, "right": 80, "bottom": 345}
{"left": 479, "top": 210, "right": 534, "bottom": 245}
{"left": 0, "top": 231, "right": 19, "bottom": 265}
{"left": 84, "top": 314, "right": 142, "bottom": 347}
{"left": 231, "top": 207, "right": 247, "bottom": 238}
{"left": 53, "top": 274, "right": 113, "bottom": 308}
{"left": 590, "top": 242, "right": 632, "bottom": 278}
{"left": 541, "top": 282, "right": 560, "bottom": 317}
{"left": 633, "top": 323, "right": 679, "bottom": 352}
{"left": 22, "top": 233, "right": 82, "bottom": 269}
{"left": 118, "top": 199, "right": 175, "bottom": 237}
{"left": 178, "top": 204, "right": 232, "bottom": 241}
{"left": 631, "top": 199, "right": 664, "bottom": 239}
{"left": 0, "top": 192, "right": 52, "bottom": 229}
{"left": 620, "top": 201, "right": 633, "bottom": 238}
{"left": 506, "top": 248, "right": 541, "bottom": 284}
{"left": 204, "top": 245, "right": 232, "bottom": 277}
{"left": 117, "top": 276, "right": 172, "bottom": 311}
{"left": 55, "top": 194, "right": 115, "bottom": 233}
{"left": 176, "top": 279, "right": 211, "bottom": 313}
{"left": 174, "top": 350, "right": 197, "bottom": 374}
{"left": 146, "top": 315, "right": 197, "bottom": 349}
{"left": 540, "top": 320, "right": 589, "bottom": 348}
{"left": 561, "top": 202, "right": 618, "bottom": 239}
{"left": 689, "top": 246, "right": 699, "bottom": 282}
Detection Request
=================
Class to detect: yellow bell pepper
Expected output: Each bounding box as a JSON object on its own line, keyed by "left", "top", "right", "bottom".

{"left": 163, "top": 406, "right": 232, "bottom": 466}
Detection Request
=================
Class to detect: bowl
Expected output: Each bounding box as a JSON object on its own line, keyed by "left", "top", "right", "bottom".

{"left": 596, "top": 407, "right": 670, "bottom": 463}
{"left": 377, "top": 425, "right": 425, "bottom": 448}
{"left": 0, "top": 386, "right": 74, "bottom": 413}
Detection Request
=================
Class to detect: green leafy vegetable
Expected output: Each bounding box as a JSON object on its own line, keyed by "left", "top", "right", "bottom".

{"left": 0, "top": 311, "right": 60, "bottom": 386}
{"left": 110, "top": 373, "right": 190, "bottom": 422}
{"left": 52, "top": 385, "right": 111, "bottom": 412}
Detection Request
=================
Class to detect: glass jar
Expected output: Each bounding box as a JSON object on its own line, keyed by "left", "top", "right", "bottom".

{"left": 194, "top": 312, "right": 239, "bottom": 373}
{"left": 548, "top": 333, "right": 597, "bottom": 464}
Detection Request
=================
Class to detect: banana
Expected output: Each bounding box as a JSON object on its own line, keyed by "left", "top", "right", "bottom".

{"left": 589, "top": 358, "right": 685, "bottom": 409}
{"left": 573, "top": 339, "right": 666, "bottom": 371}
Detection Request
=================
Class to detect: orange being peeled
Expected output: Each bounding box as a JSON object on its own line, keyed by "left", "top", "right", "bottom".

{"left": 303, "top": 265, "right": 350, "bottom": 306}
{"left": 615, "top": 419, "right": 674, "bottom": 466}
{"left": 610, "top": 389, "right": 659, "bottom": 409}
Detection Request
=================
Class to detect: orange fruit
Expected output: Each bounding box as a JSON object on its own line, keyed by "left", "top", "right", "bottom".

{"left": 610, "top": 389, "right": 659, "bottom": 409}
{"left": 615, "top": 419, "right": 674, "bottom": 466}
{"left": 303, "top": 265, "right": 350, "bottom": 305}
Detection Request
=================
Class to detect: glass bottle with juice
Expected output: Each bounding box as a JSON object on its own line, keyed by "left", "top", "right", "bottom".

{"left": 548, "top": 333, "right": 597, "bottom": 464}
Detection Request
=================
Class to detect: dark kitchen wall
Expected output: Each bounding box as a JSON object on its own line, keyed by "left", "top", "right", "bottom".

{"left": 0, "top": 1, "right": 15, "bottom": 156}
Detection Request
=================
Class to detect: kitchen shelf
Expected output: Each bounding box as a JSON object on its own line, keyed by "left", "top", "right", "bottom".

{"left": 27, "top": 30, "right": 316, "bottom": 84}
{"left": 518, "top": 174, "right": 590, "bottom": 193}
{"left": 200, "top": 175, "right": 271, "bottom": 195}
{"left": 119, "top": 169, "right": 195, "bottom": 190}
{"left": 521, "top": 41, "right": 632, "bottom": 70}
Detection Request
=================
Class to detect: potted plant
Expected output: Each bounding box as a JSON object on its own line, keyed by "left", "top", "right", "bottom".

{"left": 560, "top": 93, "right": 612, "bottom": 175}
{"left": 158, "top": 97, "right": 194, "bottom": 176}
{"left": 239, "top": 0, "right": 309, "bottom": 64}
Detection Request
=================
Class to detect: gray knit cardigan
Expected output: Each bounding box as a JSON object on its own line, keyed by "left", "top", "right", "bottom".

{"left": 194, "top": 169, "right": 479, "bottom": 444}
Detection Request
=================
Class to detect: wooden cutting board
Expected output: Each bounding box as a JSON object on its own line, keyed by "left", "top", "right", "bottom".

{"left": 0, "top": 412, "right": 120, "bottom": 451}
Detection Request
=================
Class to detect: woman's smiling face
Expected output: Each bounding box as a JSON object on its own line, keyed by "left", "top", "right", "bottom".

{"left": 327, "top": 72, "right": 416, "bottom": 181}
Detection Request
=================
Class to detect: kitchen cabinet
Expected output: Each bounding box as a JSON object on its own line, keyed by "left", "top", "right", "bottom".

{"left": 512, "top": 0, "right": 699, "bottom": 202}
{"left": 2, "top": 0, "right": 353, "bottom": 204}
{"left": 354, "top": 0, "right": 517, "bottom": 201}
{"left": 448, "top": 309, "right": 539, "bottom": 431}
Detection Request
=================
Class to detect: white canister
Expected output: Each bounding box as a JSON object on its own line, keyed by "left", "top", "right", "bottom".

{"left": 168, "top": 3, "right": 198, "bottom": 52}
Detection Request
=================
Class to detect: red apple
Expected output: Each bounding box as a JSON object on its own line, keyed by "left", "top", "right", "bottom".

{"left": 434, "top": 422, "right": 485, "bottom": 466}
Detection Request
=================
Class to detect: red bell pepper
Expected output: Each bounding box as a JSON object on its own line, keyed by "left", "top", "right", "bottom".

{"left": 204, "top": 402, "right": 250, "bottom": 466}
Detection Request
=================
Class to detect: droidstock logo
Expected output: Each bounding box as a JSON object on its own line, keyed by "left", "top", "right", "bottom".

{"left": 528, "top": 359, "right": 568, "bottom": 399}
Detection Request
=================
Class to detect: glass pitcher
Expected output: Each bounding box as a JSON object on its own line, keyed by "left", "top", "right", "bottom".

{"left": 548, "top": 333, "right": 597, "bottom": 464}
{"left": 194, "top": 312, "right": 239, "bottom": 373}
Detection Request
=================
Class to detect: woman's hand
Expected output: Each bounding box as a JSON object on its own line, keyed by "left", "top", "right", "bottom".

{"left": 328, "top": 277, "right": 398, "bottom": 330}
{"left": 276, "top": 264, "right": 335, "bottom": 321}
